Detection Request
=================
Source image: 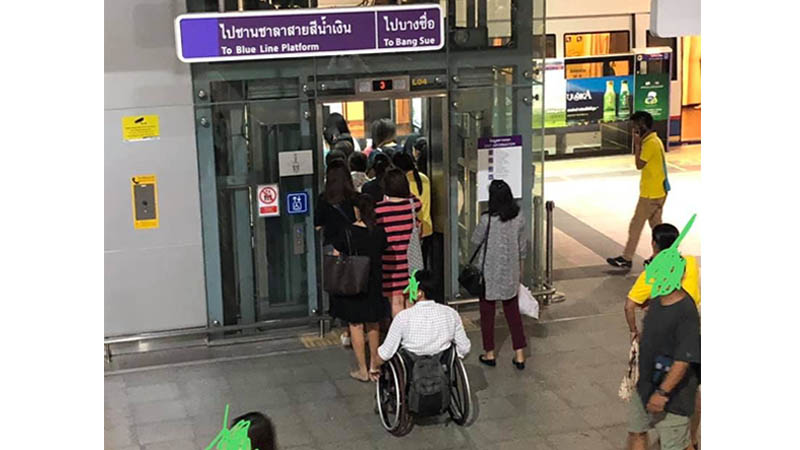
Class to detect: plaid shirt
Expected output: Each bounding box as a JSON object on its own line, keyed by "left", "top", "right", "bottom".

{"left": 378, "top": 301, "right": 472, "bottom": 361}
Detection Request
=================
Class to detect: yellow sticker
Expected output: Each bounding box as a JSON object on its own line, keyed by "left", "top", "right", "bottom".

{"left": 122, "top": 115, "right": 160, "bottom": 141}
{"left": 131, "top": 175, "right": 159, "bottom": 229}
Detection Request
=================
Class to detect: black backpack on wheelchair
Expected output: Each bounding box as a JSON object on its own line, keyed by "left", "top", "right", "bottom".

{"left": 406, "top": 351, "right": 450, "bottom": 416}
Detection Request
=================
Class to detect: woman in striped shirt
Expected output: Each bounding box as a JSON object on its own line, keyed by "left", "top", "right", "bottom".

{"left": 375, "top": 168, "right": 422, "bottom": 317}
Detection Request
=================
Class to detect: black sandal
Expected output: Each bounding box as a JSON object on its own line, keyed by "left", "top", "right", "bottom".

{"left": 479, "top": 355, "right": 496, "bottom": 367}
{"left": 512, "top": 358, "right": 525, "bottom": 370}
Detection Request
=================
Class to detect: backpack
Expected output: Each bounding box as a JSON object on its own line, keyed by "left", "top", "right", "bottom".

{"left": 407, "top": 352, "right": 450, "bottom": 416}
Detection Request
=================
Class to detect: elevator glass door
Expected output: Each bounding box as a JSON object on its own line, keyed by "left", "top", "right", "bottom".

{"left": 211, "top": 82, "right": 317, "bottom": 327}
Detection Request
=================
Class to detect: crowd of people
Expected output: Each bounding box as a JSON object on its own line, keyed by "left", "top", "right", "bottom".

{"left": 315, "top": 115, "right": 529, "bottom": 382}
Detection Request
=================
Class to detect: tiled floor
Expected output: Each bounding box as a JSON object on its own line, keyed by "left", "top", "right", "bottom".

{"left": 105, "top": 271, "right": 662, "bottom": 450}
{"left": 548, "top": 145, "right": 701, "bottom": 270}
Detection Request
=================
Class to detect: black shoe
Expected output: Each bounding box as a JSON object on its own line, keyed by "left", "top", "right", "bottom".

{"left": 606, "top": 256, "right": 632, "bottom": 268}
{"left": 644, "top": 257, "right": 653, "bottom": 266}
{"left": 479, "top": 355, "right": 496, "bottom": 367}
{"left": 512, "top": 358, "right": 525, "bottom": 370}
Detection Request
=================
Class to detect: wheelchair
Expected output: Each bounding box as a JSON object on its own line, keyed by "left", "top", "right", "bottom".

{"left": 375, "top": 345, "right": 472, "bottom": 436}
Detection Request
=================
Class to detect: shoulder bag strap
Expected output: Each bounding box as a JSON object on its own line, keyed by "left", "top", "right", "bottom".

{"left": 409, "top": 198, "right": 417, "bottom": 230}
{"left": 468, "top": 214, "right": 491, "bottom": 265}
{"left": 333, "top": 205, "right": 356, "bottom": 255}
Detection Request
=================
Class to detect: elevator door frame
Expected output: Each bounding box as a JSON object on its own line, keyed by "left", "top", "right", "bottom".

{"left": 314, "top": 90, "right": 455, "bottom": 302}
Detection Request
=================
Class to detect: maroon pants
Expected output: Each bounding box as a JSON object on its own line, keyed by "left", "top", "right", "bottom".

{"left": 479, "top": 296, "right": 527, "bottom": 351}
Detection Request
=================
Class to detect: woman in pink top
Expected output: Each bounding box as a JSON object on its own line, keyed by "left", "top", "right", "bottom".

{"left": 374, "top": 169, "right": 421, "bottom": 317}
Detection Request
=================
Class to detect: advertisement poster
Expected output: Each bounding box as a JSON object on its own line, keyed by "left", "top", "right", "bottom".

{"left": 543, "top": 59, "right": 567, "bottom": 128}
{"left": 476, "top": 136, "right": 523, "bottom": 202}
{"left": 566, "top": 75, "right": 634, "bottom": 124}
{"left": 634, "top": 73, "right": 669, "bottom": 121}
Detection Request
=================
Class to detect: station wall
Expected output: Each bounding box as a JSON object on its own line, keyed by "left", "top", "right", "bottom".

{"left": 104, "top": 0, "right": 207, "bottom": 336}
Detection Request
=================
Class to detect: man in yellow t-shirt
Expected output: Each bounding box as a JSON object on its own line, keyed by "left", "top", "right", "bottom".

{"left": 608, "top": 111, "right": 669, "bottom": 269}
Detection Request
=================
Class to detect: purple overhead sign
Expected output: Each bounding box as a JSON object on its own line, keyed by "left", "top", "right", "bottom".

{"left": 174, "top": 5, "right": 444, "bottom": 63}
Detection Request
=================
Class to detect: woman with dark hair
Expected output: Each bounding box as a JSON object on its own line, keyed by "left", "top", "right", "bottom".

{"left": 315, "top": 160, "right": 357, "bottom": 249}
{"left": 471, "top": 179, "right": 528, "bottom": 370}
{"left": 316, "top": 160, "right": 358, "bottom": 347}
{"left": 333, "top": 136, "right": 355, "bottom": 160}
{"left": 324, "top": 112, "right": 362, "bottom": 152}
{"left": 374, "top": 169, "right": 421, "bottom": 317}
{"left": 393, "top": 151, "right": 432, "bottom": 252}
{"left": 412, "top": 136, "right": 429, "bottom": 176}
{"left": 230, "top": 412, "right": 277, "bottom": 450}
{"left": 325, "top": 149, "right": 347, "bottom": 168}
{"left": 348, "top": 151, "right": 369, "bottom": 192}
{"left": 365, "top": 118, "right": 398, "bottom": 163}
{"left": 361, "top": 152, "right": 392, "bottom": 203}
{"left": 330, "top": 193, "right": 388, "bottom": 381}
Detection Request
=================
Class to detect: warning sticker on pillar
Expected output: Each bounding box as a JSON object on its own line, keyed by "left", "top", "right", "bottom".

{"left": 257, "top": 184, "right": 280, "bottom": 217}
{"left": 131, "top": 175, "right": 159, "bottom": 229}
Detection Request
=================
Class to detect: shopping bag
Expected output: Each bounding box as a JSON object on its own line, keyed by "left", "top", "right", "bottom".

{"left": 618, "top": 339, "right": 639, "bottom": 402}
{"left": 517, "top": 284, "right": 539, "bottom": 319}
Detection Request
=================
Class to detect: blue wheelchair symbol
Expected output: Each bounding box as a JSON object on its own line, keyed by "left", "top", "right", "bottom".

{"left": 287, "top": 192, "right": 309, "bottom": 215}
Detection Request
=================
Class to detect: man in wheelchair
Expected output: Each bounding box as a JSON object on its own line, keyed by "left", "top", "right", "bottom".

{"left": 370, "top": 271, "right": 472, "bottom": 428}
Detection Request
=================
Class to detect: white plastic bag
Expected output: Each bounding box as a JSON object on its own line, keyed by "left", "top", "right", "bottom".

{"left": 618, "top": 339, "right": 639, "bottom": 402}
{"left": 517, "top": 284, "right": 539, "bottom": 319}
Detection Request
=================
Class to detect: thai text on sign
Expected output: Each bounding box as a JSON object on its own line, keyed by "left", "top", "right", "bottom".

{"left": 175, "top": 5, "right": 444, "bottom": 63}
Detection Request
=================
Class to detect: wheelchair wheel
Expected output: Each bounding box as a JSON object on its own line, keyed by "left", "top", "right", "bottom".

{"left": 448, "top": 357, "right": 472, "bottom": 425}
{"left": 376, "top": 357, "right": 413, "bottom": 436}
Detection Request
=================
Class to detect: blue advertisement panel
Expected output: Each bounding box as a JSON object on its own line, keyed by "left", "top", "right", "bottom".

{"left": 566, "top": 75, "right": 634, "bottom": 124}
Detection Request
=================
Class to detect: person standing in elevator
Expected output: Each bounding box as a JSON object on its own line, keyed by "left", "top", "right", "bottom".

{"left": 361, "top": 152, "right": 392, "bottom": 203}
{"left": 329, "top": 194, "right": 388, "bottom": 382}
{"left": 374, "top": 169, "right": 421, "bottom": 317}
{"left": 348, "top": 151, "right": 370, "bottom": 192}
{"left": 472, "top": 180, "right": 528, "bottom": 370}
{"left": 365, "top": 118, "right": 399, "bottom": 164}
{"left": 324, "top": 112, "right": 362, "bottom": 153}
{"left": 392, "top": 152, "right": 432, "bottom": 268}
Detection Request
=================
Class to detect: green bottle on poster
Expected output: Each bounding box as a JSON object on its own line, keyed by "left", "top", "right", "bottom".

{"left": 618, "top": 80, "right": 631, "bottom": 119}
{"left": 603, "top": 80, "right": 616, "bottom": 122}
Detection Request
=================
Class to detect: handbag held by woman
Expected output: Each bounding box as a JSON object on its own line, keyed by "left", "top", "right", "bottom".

{"left": 323, "top": 209, "right": 371, "bottom": 296}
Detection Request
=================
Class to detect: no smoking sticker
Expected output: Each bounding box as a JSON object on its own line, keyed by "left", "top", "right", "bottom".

{"left": 257, "top": 184, "right": 280, "bottom": 217}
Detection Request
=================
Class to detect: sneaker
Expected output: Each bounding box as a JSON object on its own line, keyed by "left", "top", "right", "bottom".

{"left": 340, "top": 333, "right": 351, "bottom": 347}
{"left": 606, "top": 256, "right": 632, "bottom": 268}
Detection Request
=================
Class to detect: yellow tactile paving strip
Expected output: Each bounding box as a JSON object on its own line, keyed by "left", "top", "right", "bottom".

{"left": 299, "top": 315, "right": 480, "bottom": 349}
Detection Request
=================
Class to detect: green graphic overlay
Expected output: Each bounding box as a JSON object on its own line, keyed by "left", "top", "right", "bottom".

{"left": 205, "top": 404, "right": 254, "bottom": 450}
{"left": 644, "top": 214, "right": 697, "bottom": 298}
{"left": 403, "top": 270, "right": 420, "bottom": 304}
{"left": 634, "top": 73, "right": 669, "bottom": 121}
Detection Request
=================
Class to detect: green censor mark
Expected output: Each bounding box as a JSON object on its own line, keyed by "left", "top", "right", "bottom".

{"left": 404, "top": 269, "right": 420, "bottom": 304}
{"left": 645, "top": 214, "right": 697, "bottom": 298}
{"left": 205, "top": 404, "right": 254, "bottom": 450}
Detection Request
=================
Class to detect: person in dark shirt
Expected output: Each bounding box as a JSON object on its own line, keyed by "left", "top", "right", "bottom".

{"left": 361, "top": 152, "right": 392, "bottom": 204}
{"left": 315, "top": 160, "right": 357, "bottom": 246}
{"left": 627, "top": 220, "right": 700, "bottom": 450}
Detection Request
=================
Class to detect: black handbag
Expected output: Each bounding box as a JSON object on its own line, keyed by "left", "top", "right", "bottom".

{"left": 323, "top": 207, "right": 370, "bottom": 296}
{"left": 458, "top": 215, "right": 491, "bottom": 297}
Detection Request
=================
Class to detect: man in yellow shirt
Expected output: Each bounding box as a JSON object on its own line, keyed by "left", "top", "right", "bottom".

{"left": 625, "top": 223, "right": 700, "bottom": 342}
{"left": 608, "top": 111, "right": 669, "bottom": 269}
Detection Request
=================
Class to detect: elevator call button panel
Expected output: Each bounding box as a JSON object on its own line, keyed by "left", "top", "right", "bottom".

{"left": 131, "top": 175, "right": 159, "bottom": 229}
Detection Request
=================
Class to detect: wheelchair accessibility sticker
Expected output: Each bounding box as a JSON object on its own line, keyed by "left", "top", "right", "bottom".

{"left": 287, "top": 192, "right": 308, "bottom": 215}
